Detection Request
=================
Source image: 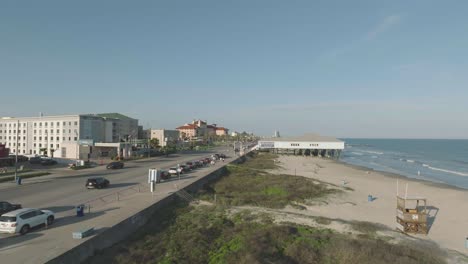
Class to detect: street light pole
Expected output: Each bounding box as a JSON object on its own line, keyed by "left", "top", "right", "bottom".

{"left": 14, "top": 119, "right": 19, "bottom": 183}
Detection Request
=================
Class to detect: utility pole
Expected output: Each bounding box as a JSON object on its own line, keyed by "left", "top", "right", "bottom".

{"left": 14, "top": 119, "right": 19, "bottom": 183}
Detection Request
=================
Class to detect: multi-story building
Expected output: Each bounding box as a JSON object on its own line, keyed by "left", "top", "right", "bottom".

{"left": 176, "top": 120, "right": 229, "bottom": 139}
{"left": 0, "top": 113, "right": 138, "bottom": 159}
{"left": 146, "top": 129, "right": 180, "bottom": 147}
{"left": 215, "top": 127, "right": 229, "bottom": 136}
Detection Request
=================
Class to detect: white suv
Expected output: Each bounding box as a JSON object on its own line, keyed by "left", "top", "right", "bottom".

{"left": 0, "top": 208, "right": 55, "bottom": 235}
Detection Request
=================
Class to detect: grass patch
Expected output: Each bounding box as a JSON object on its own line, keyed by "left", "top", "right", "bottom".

{"left": 315, "top": 216, "right": 332, "bottom": 225}
{"left": 0, "top": 172, "right": 50, "bottom": 183}
{"left": 70, "top": 165, "right": 92, "bottom": 170}
{"left": 350, "top": 220, "right": 389, "bottom": 236}
{"left": 88, "top": 205, "right": 446, "bottom": 264}
{"left": 197, "top": 165, "right": 337, "bottom": 209}
{"left": 0, "top": 168, "right": 32, "bottom": 176}
{"left": 240, "top": 152, "right": 279, "bottom": 170}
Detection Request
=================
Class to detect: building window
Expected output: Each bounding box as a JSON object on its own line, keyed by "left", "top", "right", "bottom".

{"left": 63, "top": 137, "right": 65, "bottom": 141}
{"left": 56, "top": 137, "right": 59, "bottom": 141}
{"left": 50, "top": 122, "right": 53, "bottom": 127}
{"left": 34, "top": 150, "right": 36, "bottom": 154}
{"left": 39, "top": 122, "right": 42, "bottom": 127}
{"left": 23, "top": 136, "right": 25, "bottom": 140}
{"left": 34, "top": 136, "right": 36, "bottom": 140}
{"left": 69, "top": 129, "right": 71, "bottom": 133}
{"left": 39, "top": 137, "right": 42, "bottom": 140}
{"left": 45, "top": 122, "right": 48, "bottom": 127}
{"left": 74, "top": 137, "right": 77, "bottom": 141}
{"left": 34, "top": 123, "right": 36, "bottom": 127}
{"left": 50, "top": 144, "right": 53, "bottom": 148}
{"left": 56, "top": 129, "right": 59, "bottom": 133}
{"left": 68, "top": 137, "right": 71, "bottom": 141}
{"left": 23, "top": 143, "right": 25, "bottom": 146}
{"left": 34, "top": 143, "right": 36, "bottom": 147}
{"left": 23, "top": 130, "right": 26, "bottom": 133}
{"left": 74, "top": 121, "right": 78, "bottom": 125}
{"left": 63, "top": 129, "right": 65, "bottom": 133}
{"left": 69, "top": 122, "right": 71, "bottom": 125}
{"left": 39, "top": 143, "right": 42, "bottom": 147}
{"left": 56, "top": 144, "right": 59, "bottom": 148}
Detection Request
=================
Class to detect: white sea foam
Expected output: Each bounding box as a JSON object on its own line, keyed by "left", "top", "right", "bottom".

{"left": 406, "top": 159, "right": 415, "bottom": 163}
{"left": 423, "top": 164, "right": 468, "bottom": 177}
{"left": 361, "top": 150, "right": 384, "bottom": 155}
{"left": 351, "top": 152, "right": 363, "bottom": 156}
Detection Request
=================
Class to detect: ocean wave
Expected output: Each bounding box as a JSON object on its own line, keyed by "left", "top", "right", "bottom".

{"left": 361, "top": 150, "right": 384, "bottom": 155}
{"left": 351, "top": 152, "right": 363, "bottom": 156}
{"left": 406, "top": 159, "right": 415, "bottom": 163}
{"left": 423, "top": 164, "right": 468, "bottom": 177}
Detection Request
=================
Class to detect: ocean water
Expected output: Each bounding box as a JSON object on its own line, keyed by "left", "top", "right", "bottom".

{"left": 340, "top": 139, "right": 468, "bottom": 189}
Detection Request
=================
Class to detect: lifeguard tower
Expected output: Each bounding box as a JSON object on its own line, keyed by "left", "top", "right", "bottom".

{"left": 396, "top": 181, "right": 428, "bottom": 234}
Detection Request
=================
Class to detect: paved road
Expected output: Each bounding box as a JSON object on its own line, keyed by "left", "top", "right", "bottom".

{"left": 0, "top": 147, "right": 230, "bottom": 208}
{"left": 0, "top": 146, "right": 235, "bottom": 264}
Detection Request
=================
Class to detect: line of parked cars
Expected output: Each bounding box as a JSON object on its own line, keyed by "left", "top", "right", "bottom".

{"left": 0, "top": 201, "right": 55, "bottom": 235}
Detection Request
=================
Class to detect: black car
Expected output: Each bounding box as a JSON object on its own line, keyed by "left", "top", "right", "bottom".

{"left": 106, "top": 162, "right": 124, "bottom": 169}
{"left": 86, "top": 177, "right": 110, "bottom": 189}
{"left": 41, "top": 159, "right": 58, "bottom": 166}
{"left": 29, "top": 156, "right": 43, "bottom": 164}
{"left": 0, "top": 201, "right": 22, "bottom": 215}
{"left": 179, "top": 165, "right": 189, "bottom": 172}
{"left": 185, "top": 162, "right": 195, "bottom": 170}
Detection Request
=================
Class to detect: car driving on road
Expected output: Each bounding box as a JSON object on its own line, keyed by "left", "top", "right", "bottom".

{"left": 41, "top": 159, "right": 58, "bottom": 166}
{"left": 168, "top": 167, "right": 182, "bottom": 175}
{"left": 86, "top": 177, "right": 110, "bottom": 189}
{"left": 0, "top": 201, "right": 22, "bottom": 215}
{"left": 106, "top": 161, "right": 124, "bottom": 169}
{"left": 0, "top": 208, "right": 55, "bottom": 235}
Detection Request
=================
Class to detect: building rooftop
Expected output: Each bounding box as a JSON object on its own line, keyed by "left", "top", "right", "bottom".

{"left": 261, "top": 133, "right": 343, "bottom": 143}
{"left": 96, "top": 113, "right": 136, "bottom": 120}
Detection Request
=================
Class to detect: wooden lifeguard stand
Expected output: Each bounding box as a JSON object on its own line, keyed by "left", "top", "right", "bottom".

{"left": 396, "top": 181, "right": 428, "bottom": 234}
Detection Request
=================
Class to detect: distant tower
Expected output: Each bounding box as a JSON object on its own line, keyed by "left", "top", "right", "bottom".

{"left": 274, "top": 130, "right": 280, "bottom": 138}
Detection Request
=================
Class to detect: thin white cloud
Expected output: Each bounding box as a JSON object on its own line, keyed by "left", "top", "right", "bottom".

{"left": 366, "top": 15, "right": 401, "bottom": 40}
{"left": 319, "top": 14, "right": 401, "bottom": 61}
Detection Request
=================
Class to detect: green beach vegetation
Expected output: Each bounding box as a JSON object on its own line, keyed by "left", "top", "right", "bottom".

{"left": 88, "top": 152, "right": 446, "bottom": 264}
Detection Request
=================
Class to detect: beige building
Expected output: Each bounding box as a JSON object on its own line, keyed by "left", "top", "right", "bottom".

{"left": 147, "top": 129, "right": 180, "bottom": 147}
{"left": 176, "top": 119, "right": 229, "bottom": 139}
{"left": 0, "top": 113, "right": 138, "bottom": 159}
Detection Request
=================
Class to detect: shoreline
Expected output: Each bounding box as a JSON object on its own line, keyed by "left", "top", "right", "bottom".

{"left": 335, "top": 159, "right": 468, "bottom": 192}
{"left": 273, "top": 154, "right": 468, "bottom": 259}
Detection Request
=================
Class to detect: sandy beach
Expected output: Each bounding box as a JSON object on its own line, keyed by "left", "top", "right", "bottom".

{"left": 271, "top": 155, "right": 468, "bottom": 259}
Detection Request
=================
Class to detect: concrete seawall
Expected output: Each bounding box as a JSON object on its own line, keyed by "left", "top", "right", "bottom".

{"left": 47, "top": 155, "right": 245, "bottom": 264}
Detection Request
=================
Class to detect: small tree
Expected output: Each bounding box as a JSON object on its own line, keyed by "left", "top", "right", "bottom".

{"left": 40, "top": 148, "right": 48, "bottom": 156}
{"left": 150, "top": 138, "right": 160, "bottom": 149}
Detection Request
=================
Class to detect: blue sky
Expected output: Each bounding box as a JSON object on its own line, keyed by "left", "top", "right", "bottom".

{"left": 1, "top": 0, "right": 467, "bottom": 138}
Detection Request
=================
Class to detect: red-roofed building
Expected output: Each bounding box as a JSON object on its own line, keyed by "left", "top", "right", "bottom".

{"left": 215, "top": 127, "right": 229, "bottom": 136}
{"left": 176, "top": 124, "right": 198, "bottom": 139}
{"left": 176, "top": 120, "right": 229, "bottom": 140}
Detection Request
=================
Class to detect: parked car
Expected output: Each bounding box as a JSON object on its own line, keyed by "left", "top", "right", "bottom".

{"left": 0, "top": 208, "right": 55, "bottom": 235}
{"left": 203, "top": 158, "right": 211, "bottom": 164}
{"left": 179, "top": 165, "right": 189, "bottom": 172}
{"left": 29, "top": 156, "right": 43, "bottom": 164}
{"left": 168, "top": 167, "right": 182, "bottom": 175}
{"left": 160, "top": 170, "right": 171, "bottom": 180}
{"left": 8, "top": 155, "right": 29, "bottom": 162}
{"left": 41, "top": 159, "right": 58, "bottom": 166}
{"left": 0, "top": 201, "right": 22, "bottom": 215}
{"left": 186, "top": 162, "right": 195, "bottom": 170}
{"left": 194, "top": 161, "right": 202, "bottom": 168}
{"left": 86, "top": 177, "right": 110, "bottom": 189}
{"left": 106, "top": 161, "right": 124, "bottom": 169}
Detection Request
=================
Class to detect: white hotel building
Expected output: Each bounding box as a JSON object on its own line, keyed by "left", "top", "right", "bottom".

{"left": 0, "top": 113, "right": 138, "bottom": 159}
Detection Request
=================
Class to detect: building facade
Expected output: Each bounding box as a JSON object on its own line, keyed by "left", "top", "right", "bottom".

{"left": 176, "top": 119, "right": 229, "bottom": 139}
{"left": 147, "top": 129, "right": 180, "bottom": 147}
{"left": 258, "top": 133, "right": 345, "bottom": 159}
{"left": 0, "top": 113, "right": 138, "bottom": 159}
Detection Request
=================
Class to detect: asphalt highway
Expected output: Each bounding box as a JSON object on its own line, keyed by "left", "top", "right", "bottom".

{"left": 0, "top": 146, "right": 231, "bottom": 219}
